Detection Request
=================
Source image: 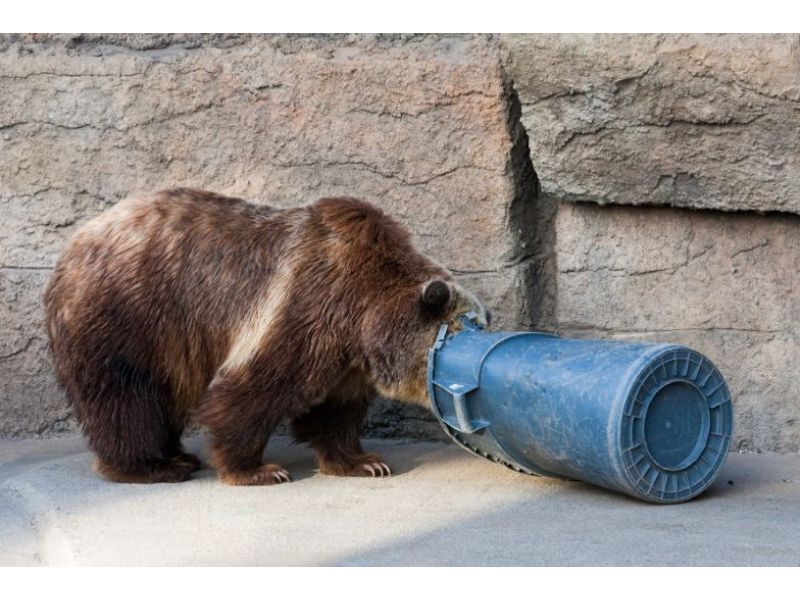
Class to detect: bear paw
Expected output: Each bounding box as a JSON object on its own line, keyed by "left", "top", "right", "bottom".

{"left": 95, "top": 457, "right": 196, "bottom": 484}
{"left": 172, "top": 451, "right": 202, "bottom": 473}
{"left": 219, "top": 463, "right": 292, "bottom": 486}
{"left": 321, "top": 453, "right": 392, "bottom": 477}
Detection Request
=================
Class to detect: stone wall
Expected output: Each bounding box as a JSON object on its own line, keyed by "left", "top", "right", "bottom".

{"left": 501, "top": 33, "right": 800, "bottom": 213}
{"left": 1, "top": 33, "right": 798, "bottom": 452}
{"left": 502, "top": 34, "right": 800, "bottom": 453}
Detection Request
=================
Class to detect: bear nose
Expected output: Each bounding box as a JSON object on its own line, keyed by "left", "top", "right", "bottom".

{"left": 484, "top": 309, "right": 492, "bottom": 326}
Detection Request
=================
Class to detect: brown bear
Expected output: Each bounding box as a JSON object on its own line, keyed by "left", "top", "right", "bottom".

{"left": 44, "top": 188, "right": 489, "bottom": 485}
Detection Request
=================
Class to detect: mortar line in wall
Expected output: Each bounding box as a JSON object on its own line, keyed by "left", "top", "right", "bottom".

{"left": 557, "top": 197, "right": 800, "bottom": 222}
{"left": 0, "top": 265, "right": 53, "bottom": 271}
{"left": 560, "top": 324, "right": 783, "bottom": 335}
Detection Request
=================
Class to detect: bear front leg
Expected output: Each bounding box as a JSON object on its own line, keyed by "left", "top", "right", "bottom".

{"left": 292, "top": 390, "right": 391, "bottom": 478}
{"left": 197, "top": 369, "right": 292, "bottom": 486}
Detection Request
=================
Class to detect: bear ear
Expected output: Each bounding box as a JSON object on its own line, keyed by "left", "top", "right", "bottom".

{"left": 421, "top": 279, "right": 451, "bottom": 309}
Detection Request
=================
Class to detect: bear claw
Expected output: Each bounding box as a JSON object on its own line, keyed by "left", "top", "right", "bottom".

{"left": 362, "top": 461, "right": 391, "bottom": 477}
{"left": 271, "top": 468, "right": 291, "bottom": 483}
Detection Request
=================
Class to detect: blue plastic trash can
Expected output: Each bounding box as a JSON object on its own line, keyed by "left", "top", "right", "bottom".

{"left": 427, "top": 315, "right": 733, "bottom": 503}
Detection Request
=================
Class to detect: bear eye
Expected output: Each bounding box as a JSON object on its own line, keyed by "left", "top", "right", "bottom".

{"left": 421, "top": 279, "right": 451, "bottom": 309}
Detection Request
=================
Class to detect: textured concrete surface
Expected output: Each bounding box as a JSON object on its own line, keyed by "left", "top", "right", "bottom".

{"left": 0, "top": 33, "right": 539, "bottom": 438}
{"left": 553, "top": 202, "right": 800, "bottom": 453}
{"left": 0, "top": 435, "right": 798, "bottom": 566}
{"left": 502, "top": 33, "right": 800, "bottom": 213}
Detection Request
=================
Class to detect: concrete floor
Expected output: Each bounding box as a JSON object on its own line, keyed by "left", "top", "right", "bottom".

{"left": 0, "top": 435, "right": 798, "bottom": 566}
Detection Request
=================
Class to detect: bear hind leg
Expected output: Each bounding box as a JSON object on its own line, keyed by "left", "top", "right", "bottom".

{"left": 78, "top": 356, "right": 196, "bottom": 484}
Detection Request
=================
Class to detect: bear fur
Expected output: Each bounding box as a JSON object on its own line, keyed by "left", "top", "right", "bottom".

{"left": 44, "top": 188, "right": 488, "bottom": 485}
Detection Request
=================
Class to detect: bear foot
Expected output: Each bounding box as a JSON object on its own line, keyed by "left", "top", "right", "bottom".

{"left": 320, "top": 453, "right": 392, "bottom": 477}
{"left": 95, "top": 456, "right": 196, "bottom": 484}
{"left": 172, "top": 451, "right": 202, "bottom": 472}
{"left": 218, "top": 463, "right": 292, "bottom": 486}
